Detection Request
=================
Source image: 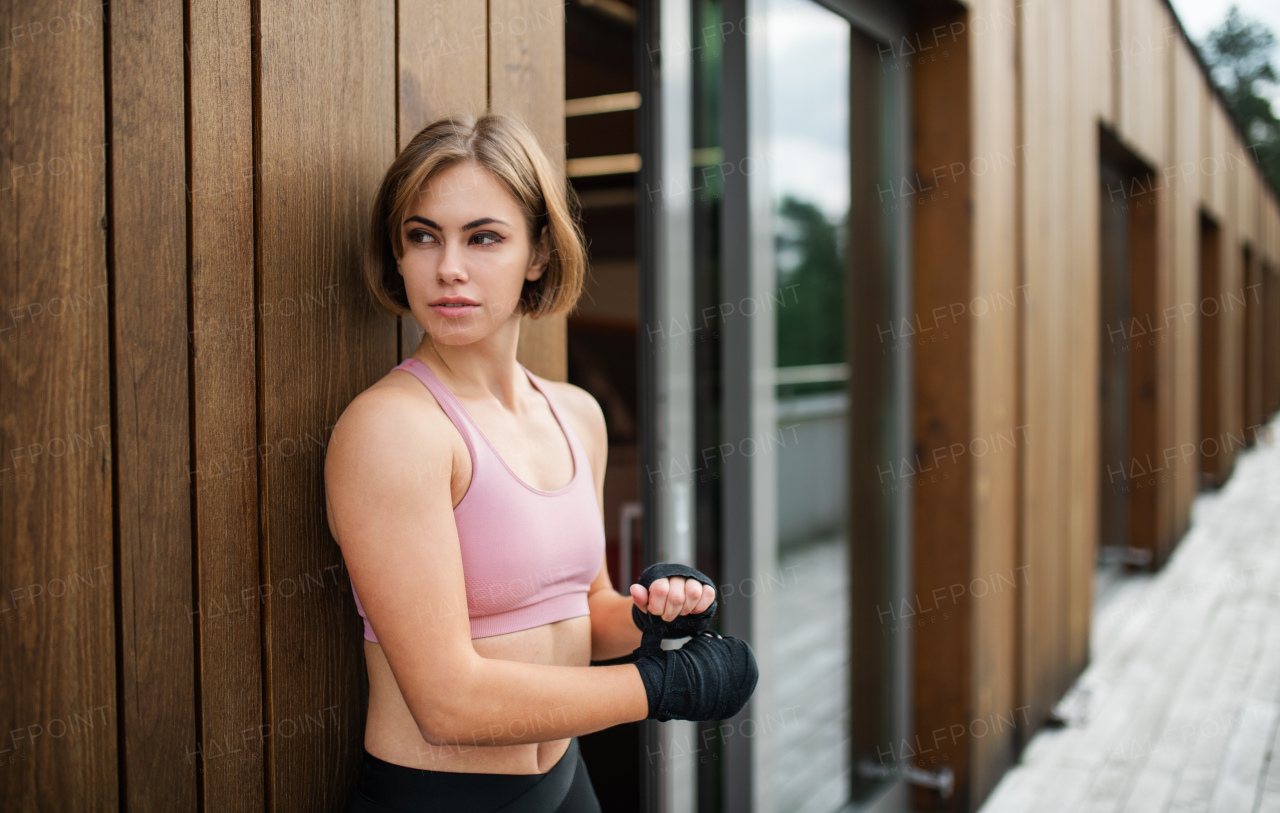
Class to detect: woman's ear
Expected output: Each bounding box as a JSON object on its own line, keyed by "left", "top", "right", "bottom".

{"left": 525, "top": 224, "right": 551, "bottom": 282}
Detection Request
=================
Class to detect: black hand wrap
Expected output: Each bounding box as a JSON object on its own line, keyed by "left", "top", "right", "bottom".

{"left": 631, "top": 628, "right": 759, "bottom": 722}
{"left": 630, "top": 562, "right": 718, "bottom": 640}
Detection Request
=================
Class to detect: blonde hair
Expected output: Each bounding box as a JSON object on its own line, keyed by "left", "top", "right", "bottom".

{"left": 364, "top": 112, "right": 587, "bottom": 319}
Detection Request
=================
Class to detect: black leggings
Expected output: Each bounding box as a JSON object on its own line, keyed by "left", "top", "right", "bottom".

{"left": 345, "top": 736, "right": 602, "bottom": 813}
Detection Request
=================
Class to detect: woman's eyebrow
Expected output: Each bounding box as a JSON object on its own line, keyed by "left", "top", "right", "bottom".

{"left": 403, "top": 215, "right": 510, "bottom": 230}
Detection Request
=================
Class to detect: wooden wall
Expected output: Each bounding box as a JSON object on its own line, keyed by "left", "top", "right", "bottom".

{"left": 910, "top": 2, "right": 977, "bottom": 806}
{"left": 911, "top": 0, "right": 1280, "bottom": 809}
{"left": 967, "top": 0, "right": 1022, "bottom": 801}
{"left": 0, "top": 0, "right": 566, "bottom": 810}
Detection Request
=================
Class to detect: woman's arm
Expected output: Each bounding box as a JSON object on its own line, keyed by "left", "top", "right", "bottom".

{"left": 588, "top": 580, "right": 644, "bottom": 661}
{"left": 325, "top": 386, "right": 648, "bottom": 748}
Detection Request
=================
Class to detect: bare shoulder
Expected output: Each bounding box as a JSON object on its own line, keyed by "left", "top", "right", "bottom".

{"left": 328, "top": 371, "right": 450, "bottom": 462}
{"left": 539, "top": 378, "right": 607, "bottom": 463}
{"left": 324, "top": 370, "right": 456, "bottom": 545}
{"left": 541, "top": 378, "right": 605, "bottom": 433}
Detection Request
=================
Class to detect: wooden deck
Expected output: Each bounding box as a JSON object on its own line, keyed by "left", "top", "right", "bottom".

{"left": 979, "top": 422, "right": 1280, "bottom": 813}
{"left": 775, "top": 536, "right": 852, "bottom": 813}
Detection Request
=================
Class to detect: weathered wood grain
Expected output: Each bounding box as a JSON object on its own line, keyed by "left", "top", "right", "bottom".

{"left": 108, "top": 0, "right": 198, "bottom": 809}
{"left": 255, "top": 2, "right": 397, "bottom": 808}
{"left": 0, "top": 0, "right": 115, "bottom": 808}
{"left": 187, "top": 0, "right": 265, "bottom": 808}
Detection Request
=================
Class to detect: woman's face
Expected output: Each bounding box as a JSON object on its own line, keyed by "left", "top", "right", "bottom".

{"left": 397, "top": 159, "right": 549, "bottom": 344}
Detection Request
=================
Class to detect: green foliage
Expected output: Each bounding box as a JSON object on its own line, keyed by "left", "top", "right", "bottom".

{"left": 775, "top": 195, "right": 845, "bottom": 380}
{"left": 1201, "top": 5, "right": 1280, "bottom": 195}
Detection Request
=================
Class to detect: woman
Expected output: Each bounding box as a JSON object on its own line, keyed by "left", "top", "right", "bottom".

{"left": 325, "top": 112, "right": 757, "bottom": 813}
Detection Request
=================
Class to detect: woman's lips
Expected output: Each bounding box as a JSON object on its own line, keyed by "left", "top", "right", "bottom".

{"left": 430, "top": 303, "right": 479, "bottom": 318}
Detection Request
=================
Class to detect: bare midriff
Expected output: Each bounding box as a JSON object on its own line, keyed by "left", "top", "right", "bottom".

{"left": 361, "top": 614, "right": 590, "bottom": 774}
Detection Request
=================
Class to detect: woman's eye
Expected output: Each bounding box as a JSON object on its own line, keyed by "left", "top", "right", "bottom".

{"left": 472, "top": 232, "right": 502, "bottom": 247}
{"left": 407, "top": 229, "right": 436, "bottom": 245}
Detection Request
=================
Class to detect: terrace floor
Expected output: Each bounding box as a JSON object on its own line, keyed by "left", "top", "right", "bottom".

{"left": 978, "top": 416, "right": 1280, "bottom": 813}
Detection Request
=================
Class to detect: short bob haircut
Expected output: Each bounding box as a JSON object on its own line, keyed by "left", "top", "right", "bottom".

{"left": 364, "top": 112, "right": 587, "bottom": 321}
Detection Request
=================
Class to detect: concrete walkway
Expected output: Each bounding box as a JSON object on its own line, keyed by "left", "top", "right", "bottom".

{"left": 978, "top": 416, "right": 1280, "bottom": 813}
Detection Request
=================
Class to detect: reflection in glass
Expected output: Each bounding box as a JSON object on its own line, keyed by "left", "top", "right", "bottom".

{"left": 765, "top": 1, "right": 853, "bottom": 811}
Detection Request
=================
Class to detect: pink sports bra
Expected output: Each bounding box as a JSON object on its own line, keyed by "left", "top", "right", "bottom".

{"left": 349, "top": 357, "right": 605, "bottom": 641}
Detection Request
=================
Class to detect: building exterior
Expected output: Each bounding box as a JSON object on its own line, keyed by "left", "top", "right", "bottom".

{"left": 1, "top": 0, "right": 1277, "bottom": 812}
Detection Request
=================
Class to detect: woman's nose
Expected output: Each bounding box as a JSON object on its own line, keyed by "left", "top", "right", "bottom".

{"left": 437, "top": 240, "right": 469, "bottom": 283}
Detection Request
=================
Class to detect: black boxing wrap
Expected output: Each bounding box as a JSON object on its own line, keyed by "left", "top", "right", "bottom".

{"left": 630, "top": 562, "right": 718, "bottom": 640}
{"left": 631, "top": 627, "right": 759, "bottom": 722}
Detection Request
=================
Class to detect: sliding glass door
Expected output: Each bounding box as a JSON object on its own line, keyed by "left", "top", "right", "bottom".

{"left": 644, "top": 0, "right": 910, "bottom": 809}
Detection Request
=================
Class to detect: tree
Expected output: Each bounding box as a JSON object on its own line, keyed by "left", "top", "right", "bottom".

{"left": 774, "top": 195, "right": 845, "bottom": 385}
{"left": 1200, "top": 5, "right": 1280, "bottom": 195}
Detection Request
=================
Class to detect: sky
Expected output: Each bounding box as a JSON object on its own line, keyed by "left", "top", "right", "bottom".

{"left": 760, "top": 0, "right": 1280, "bottom": 226}
{"left": 1167, "top": 0, "right": 1280, "bottom": 112}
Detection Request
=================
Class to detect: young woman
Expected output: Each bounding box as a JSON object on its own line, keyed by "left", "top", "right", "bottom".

{"left": 325, "top": 112, "right": 757, "bottom": 813}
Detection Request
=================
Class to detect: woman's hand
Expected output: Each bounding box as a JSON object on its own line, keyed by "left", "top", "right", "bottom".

{"left": 630, "top": 576, "right": 716, "bottom": 623}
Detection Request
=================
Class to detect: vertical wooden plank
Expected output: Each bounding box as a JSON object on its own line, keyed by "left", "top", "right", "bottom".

{"left": 107, "top": 0, "right": 199, "bottom": 809}
{"left": 1244, "top": 247, "right": 1264, "bottom": 434}
{"left": 256, "top": 2, "right": 397, "bottom": 808}
{"left": 488, "top": 0, "right": 568, "bottom": 381}
{"left": 969, "top": 0, "right": 1022, "bottom": 801}
{"left": 186, "top": 0, "right": 265, "bottom": 808}
{"left": 398, "top": 0, "right": 488, "bottom": 144}
{"left": 396, "top": 0, "right": 489, "bottom": 362}
{"left": 1267, "top": 264, "right": 1280, "bottom": 416}
{"left": 1199, "top": 216, "right": 1226, "bottom": 483}
{"left": 1153, "top": 4, "right": 1175, "bottom": 564}
{"left": 1067, "top": 0, "right": 1099, "bottom": 678}
{"left": 1267, "top": 246, "right": 1273, "bottom": 420}
{"left": 910, "top": 3, "right": 975, "bottom": 808}
{"left": 1128, "top": 173, "right": 1159, "bottom": 559}
{"left": 1171, "top": 42, "right": 1201, "bottom": 541}
{"left": 1019, "top": 0, "right": 1070, "bottom": 729}
{"left": 0, "top": 1, "right": 116, "bottom": 809}
{"left": 1047, "top": 0, "right": 1073, "bottom": 710}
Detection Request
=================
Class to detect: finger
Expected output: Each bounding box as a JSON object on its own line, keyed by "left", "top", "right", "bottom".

{"left": 630, "top": 584, "right": 648, "bottom": 611}
{"left": 694, "top": 585, "right": 715, "bottom": 614}
{"left": 648, "top": 578, "right": 669, "bottom": 618}
{"left": 663, "top": 578, "right": 686, "bottom": 622}
{"left": 682, "top": 580, "right": 703, "bottom": 614}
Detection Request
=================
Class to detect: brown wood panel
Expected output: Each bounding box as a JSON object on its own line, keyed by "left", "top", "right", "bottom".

{"left": 1128, "top": 173, "right": 1160, "bottom": 562}
{"left": 1018, "top": 0, "right": 1072, "bottom": 733}
{"left": 255, "top": 2, "right": 397, "bottom": 809}
{"left": 0, "top": 1, "right": 116, "bottom": 808}
{"left": 488, "top": 0, "right": 568, "bottom": 380}
{"left": 1243, "top": 247, "right": 1264, "bottom": 435}
{"left": 1222, "top": 222, "right": 1243, "bottom": 472}
{"left": 108, "top": 1, "right": 199, "bottom": 809}
{"left": 398, "top": 0, "right": 488, "bottom": 145}
{"left": 1153, "top": 145, "right": 1176, "bottom": 566}
{"left": 1267, "top": 265, "right": 1280, "bottom": 416}
{"left": 1115, "top": 0, "right": 1169, "bottom": 169}
{"left": 1171, "top": 42, "right": 1202, "bottom": 541}
{"left": 969, "top": 0, "right": 1022, "bottom": 802}
{"left": 187, "top": 0, "right": 265, "bottom": 808}
{"left": 1067, "top": 0, "right": 1099, "bottom": 681}
{"left": 396, "top": 0, "right": 489, "bottom": 359}
{"left": 1199, "top": 216, "right": 1229, "bottom": 484}
{"left": 909, "top": 4, "right": 975, "bottom": 809}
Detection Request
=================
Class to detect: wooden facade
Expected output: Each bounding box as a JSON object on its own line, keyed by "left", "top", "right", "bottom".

{"left": 0, "top": 0, "right": 567, "bottom": 809}
{"left": 2, "top": 0, "right": 1278, "bottom": 811}
{"left": 911, "top": 0, "right": 1280, "bottom": 809}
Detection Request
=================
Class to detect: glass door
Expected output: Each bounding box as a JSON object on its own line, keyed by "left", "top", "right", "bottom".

{"left": 710, "top": 0, "right": 913, "bottom": 810}
{"left": 645, "top": 0, "right": 910, "bottom": 808}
